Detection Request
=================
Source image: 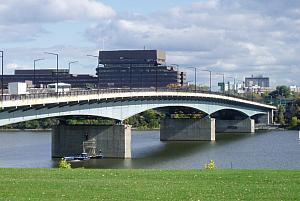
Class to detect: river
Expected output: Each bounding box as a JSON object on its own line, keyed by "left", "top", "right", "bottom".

{"left": 0, "top": 130, "right": 299, "bottom": 169}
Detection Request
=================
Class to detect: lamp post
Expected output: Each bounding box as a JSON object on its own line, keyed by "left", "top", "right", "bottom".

{"left": 44, "top": 52, "right": 59, "bottom": 94}
{"left": 182, "top": 66, "right": 197, "bottom": 92}
{"left": 227, "top": 76, "right": 236, "bottom": 94}
{"left": 215, "top": 73, "right": 225, "bottom": 93}
{"left": 87, "top": 54, "right": 100, "bottom": 90}
{"left": 0, "top": 51, "right": 3, "bottom": 100}
{"left": 201, "top": 69, "right": 212, "bottom": 92}
{"left": 68, "top": 61, "right": 78, "bottom": 74}
{"left": 33, "top": 58, "right": 44, "bottom": 87}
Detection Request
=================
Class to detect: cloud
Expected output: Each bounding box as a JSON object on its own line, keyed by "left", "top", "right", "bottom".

{"left": 0, "top": 0, "right": 115, "bottom": 24}
{"left": 0, "top": 0, "right": 115, "bottom": 43}
{"left": 85, "top": 0, "right": 300, "bottom": 86}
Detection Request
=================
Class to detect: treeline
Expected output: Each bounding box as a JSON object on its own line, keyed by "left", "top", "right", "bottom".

{"left": 268, "top": 86, "right": 300, "bottom": 129}
{"left": 1, "top": 118, "right": 59, "bottom": 130}
{"left": 0, "top": 110, "right": 164, "bottom": 130}
{"left": 0, "top": 109, "right": 206, "bottom": 130}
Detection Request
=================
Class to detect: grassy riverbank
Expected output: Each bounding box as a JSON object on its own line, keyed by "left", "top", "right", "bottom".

{"left": 0, "top": 169, "right": 299, "bottom": 200}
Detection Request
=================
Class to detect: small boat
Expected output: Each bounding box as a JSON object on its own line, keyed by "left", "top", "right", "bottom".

{"left": 90, "top": 153, "right": 103, "bottom": 159}
{"left": 64, "top": 153, "right": 90, "bottom": 161}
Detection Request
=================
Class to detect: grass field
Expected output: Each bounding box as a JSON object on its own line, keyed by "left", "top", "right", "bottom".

{"left": 0, "top": 169, "right": 299, "bottom": 201}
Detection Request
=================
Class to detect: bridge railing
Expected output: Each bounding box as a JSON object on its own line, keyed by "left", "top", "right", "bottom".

{"left": 0, "top": 88, "right": 268, "bottom": 104}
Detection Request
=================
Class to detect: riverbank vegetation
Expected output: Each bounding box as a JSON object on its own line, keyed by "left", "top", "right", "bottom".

{"left": 0, "top": 169, "right": 299, "bottom": 200}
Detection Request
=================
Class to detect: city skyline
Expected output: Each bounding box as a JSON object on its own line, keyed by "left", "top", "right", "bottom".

{"left": 1, "top": 0, "right": 300, "bottom": 87}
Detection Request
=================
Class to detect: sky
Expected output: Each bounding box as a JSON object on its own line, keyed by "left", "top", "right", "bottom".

{"left": 1, "top": 0, "right": 300, "bottom": 88}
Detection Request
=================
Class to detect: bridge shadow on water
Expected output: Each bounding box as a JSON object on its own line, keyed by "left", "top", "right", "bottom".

{"left": 71, "top": 131, "right": 256, "bottom": 169}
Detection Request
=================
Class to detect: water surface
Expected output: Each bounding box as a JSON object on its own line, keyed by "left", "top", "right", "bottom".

{"left": 0, "top": 130, "right": 299, "bottom": 169}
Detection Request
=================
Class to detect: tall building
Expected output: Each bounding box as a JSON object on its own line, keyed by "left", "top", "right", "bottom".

{"left": 245, "top": 75, "right": 270, "bottom": 88}
{"left": 96, "top": 50, "right": 186, "bottom": 88}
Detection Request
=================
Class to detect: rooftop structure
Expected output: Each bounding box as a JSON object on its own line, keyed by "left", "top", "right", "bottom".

{"left": 99, "top": 50, "right": 166, "bottom": 67}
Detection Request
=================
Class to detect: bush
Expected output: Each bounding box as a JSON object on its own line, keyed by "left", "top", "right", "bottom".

{"left": 58, "top": 158, "right": 71, "bottom": 169}
{"left": 204, "top": 160, "right": 216, "bottom": 170}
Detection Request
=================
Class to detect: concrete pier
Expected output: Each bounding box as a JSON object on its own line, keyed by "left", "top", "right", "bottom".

{"left": 52, "top": 124, "right": 131, "bottom": 159}
{"left": 216, "top": 119, "right": 255, "bottom": 133}
{"left": 160, "top": 118, "right": 216, "bottom": 141}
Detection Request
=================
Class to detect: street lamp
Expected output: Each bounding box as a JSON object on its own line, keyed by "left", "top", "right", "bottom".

{"left": 68, "top": 61, "right": 78, "bottom": 74}
{"left": 87, "top": 54, "right": 100, "bottom": 90}
{"left": 227, "top": 76, "right": 236, "bottom": 94}
{"left": 182, "top": 66, "right": 197, "bottom": 92}
{"left": 201, "top": 69, "right": 212, "bottom": 92}
{"left": 215, "top": 73, "right": 225, "bottom": 94}
{"left": 44, "top": 52, "right": 59, "bottom": 94}
{"left": 33, "top": 58, "right": 45, "bottom": 87}
{"left": 0, "top": 51, "right": 3, "bottom": 100}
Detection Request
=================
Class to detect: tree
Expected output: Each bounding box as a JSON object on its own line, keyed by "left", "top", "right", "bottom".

{"left": 269, "top": 86, "right": 291, "bottom": 98}
{"left": 277, "top": 105, "right": 285, "bottom": 126}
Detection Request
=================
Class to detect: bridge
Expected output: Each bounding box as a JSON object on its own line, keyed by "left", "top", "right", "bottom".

{"left": 0, "top": 89, "right": 276, "bottom": 158}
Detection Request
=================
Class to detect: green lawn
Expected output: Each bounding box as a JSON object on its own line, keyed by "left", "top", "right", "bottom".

{"left": 0, "top": 169, "right": 299, "bottom": 201}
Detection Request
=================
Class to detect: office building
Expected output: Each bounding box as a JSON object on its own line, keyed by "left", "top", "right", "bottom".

{"left": 96, "top": 50, "right": 186, "bottom": 88}
{"left": 245, "top": 75, "right": 270, "bottom": 88}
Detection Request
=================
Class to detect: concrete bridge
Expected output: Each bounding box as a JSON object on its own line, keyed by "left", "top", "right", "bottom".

{"left": 0, "top": 89, "right": 276, "bottom": 158}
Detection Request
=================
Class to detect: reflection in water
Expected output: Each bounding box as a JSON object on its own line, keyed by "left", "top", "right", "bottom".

{"left": 0, "top": 130, "right": 299, "bottom": 169}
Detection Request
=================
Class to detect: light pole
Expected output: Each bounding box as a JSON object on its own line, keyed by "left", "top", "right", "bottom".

{"left": 33, "top": 58, "right": 44, "bottom": 87}
{"left": 87, "top": 54, "right": 100, "bottom": 90}
{"left": 44, "top": 52, "right": 59, "bottom": 94}
{"left": 0, "top": 51, "right": 3, "bottom": 100}
{"left": 68, "top": 61, "right": 78, "bottom": 74}
{"left": 182, "top": 66, "right": 197, "bottom": 92}
{"left": 227, "top": 76, "right": 236, "bottom": 94}
{"left": 215, "top": 73, "right": 225, "bottom": 93}
{"left": 201, "top": 69, "right": 212, "bottom": 92}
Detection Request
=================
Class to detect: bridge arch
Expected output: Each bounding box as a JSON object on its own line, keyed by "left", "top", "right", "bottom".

{"left": 0, "top": 98, "right": 270, "bottom": 126}
{"left": 210, "top": 109, "right": 249, "bottom": 120}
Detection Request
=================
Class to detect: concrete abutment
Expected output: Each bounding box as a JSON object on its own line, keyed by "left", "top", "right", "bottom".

{"left": 215, "top": 119, "right": 255, "bottom": 133}
{"left": 52, "top": 124, "right": 131, "bottom": 159}
{"left": 160, "top": 118, "right": 216, "bottom": 141}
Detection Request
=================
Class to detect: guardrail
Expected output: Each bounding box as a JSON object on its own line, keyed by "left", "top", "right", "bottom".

{"left": 0, "top": 88, "right": 269, "bottom": 104}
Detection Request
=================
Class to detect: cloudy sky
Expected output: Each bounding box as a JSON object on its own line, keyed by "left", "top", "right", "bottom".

{"left": 1, "top": 0, "right": 300, "bottom": 88}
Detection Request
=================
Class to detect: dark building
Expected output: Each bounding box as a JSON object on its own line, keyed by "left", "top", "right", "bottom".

{"left": 2, "top": 69, "right": 98, "bottom": 88}
{"left": 97, "top": 50, "right": 186, "bottom": 88}
{"left": 245, "top": 75, "right": 270, "bottom": 88}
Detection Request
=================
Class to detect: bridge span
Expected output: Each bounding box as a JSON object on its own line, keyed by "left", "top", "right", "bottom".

{"left": 0, "top": 89, "right": 276, "bottom": 158}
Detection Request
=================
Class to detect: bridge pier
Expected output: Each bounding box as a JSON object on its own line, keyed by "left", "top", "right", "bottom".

{"left": 215, "top": 119, "right": 255, "bottom": 133}
{"left": 52, "top": 124, "right": 131, "bottom": 159}
{"left": 160, "top": 118, "right": 216, "bottom": 141}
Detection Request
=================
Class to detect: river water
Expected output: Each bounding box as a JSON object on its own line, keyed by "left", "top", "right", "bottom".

{"left": 0, "top": 130, "right": 299, "bottom": 169}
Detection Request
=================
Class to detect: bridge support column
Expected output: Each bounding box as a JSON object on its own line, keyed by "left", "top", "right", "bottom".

{"left": 160, "top": 118, "right": 216, "bottom": 141}
{"left": 269, "top": 110, "right": 274, "bottom": 124}
{"left": 216, "top": 119, "right": 255, "bottom": 133}
{"left": 52, "top": 124, "right": 131, "bottom": 159}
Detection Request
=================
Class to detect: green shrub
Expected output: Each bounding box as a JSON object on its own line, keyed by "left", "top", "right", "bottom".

{"left": 204, "top": 160, "right": 216, "bottom": 170}
{"left": 290, "top": 116, "right": 299, "bottom": 128}
{"left": 58, "top": 158, "right": 71, "bottom": 169}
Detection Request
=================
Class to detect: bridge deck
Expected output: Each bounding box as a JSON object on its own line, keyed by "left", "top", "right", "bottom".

{"left": 0, "top": 89, "right": 276, "bottom": 110}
